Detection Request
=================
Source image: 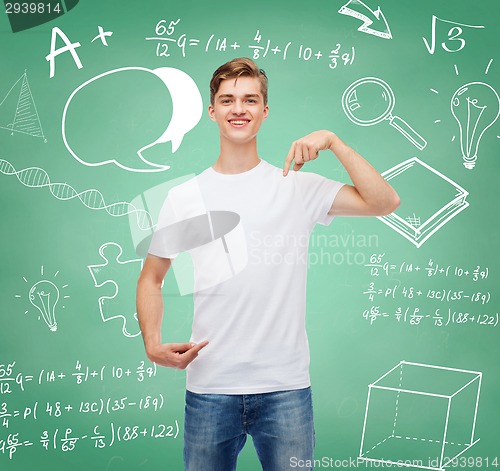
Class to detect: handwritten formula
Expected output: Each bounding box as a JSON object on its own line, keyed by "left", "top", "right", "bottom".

{"left": 0, "top": 360, "right": 179, "bottom": 462}
{"left": 361, "top": 254, "right": 498, "bottom": 327}
{"left": 1, "top": 421, "right": 180, "bottom": 460}
{"left": 146, "top": 18, "right": 356, "bottom": 71}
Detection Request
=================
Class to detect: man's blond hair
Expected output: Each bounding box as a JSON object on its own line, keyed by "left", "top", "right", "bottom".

{"left": 210, "top": 57, "right": 268, "bottom": 106}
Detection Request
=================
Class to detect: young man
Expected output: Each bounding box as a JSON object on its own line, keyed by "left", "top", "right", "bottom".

{"left": 137, "top": 57, "right": 399, "bottom": 470}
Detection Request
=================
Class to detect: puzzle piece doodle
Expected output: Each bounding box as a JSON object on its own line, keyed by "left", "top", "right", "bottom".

{"left": 88, "top": 242, "right": 143, "bottom": 338}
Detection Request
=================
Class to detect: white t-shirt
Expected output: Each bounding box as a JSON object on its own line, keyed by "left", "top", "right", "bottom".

{"left": 149, "top": 159, "right": 344, "bottom": 394}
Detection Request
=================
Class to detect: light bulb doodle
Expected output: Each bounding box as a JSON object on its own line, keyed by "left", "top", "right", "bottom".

{"left": 342, "top": 77, "right": 427, "bottom": 150}
{"left": 15, "top": 266, "right": 69, "bottom": 331}
{"left": 450, "top": 82, "right": 500, "bottom": 169}
{"left": 28, "top": 280, "right": 60, "bottom": 332}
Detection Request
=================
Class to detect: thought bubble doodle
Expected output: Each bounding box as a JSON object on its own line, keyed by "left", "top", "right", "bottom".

{"left": 62, "top": 66, "right": 203, "bottom": 173}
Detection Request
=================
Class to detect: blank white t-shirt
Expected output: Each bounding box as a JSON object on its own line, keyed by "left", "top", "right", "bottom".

{"left": 149, "top": 159, "right": 344, "bottom": 394}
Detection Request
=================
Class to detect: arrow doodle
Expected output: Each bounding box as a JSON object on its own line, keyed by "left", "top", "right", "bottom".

{"left": 339, "top": 0, "right": 392, "bottom": 40}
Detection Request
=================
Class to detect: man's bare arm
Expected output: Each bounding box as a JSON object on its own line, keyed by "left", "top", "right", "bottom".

{"left": 283, "top": 130, "right": 400, "bottom": 217}
{"left": 137, "top": 255, "right": 208, "bottom": 370}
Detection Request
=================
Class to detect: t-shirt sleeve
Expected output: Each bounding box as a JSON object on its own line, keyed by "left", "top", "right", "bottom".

{"left": 294, "top": 171, "right": 345, "bottom": 226}
{"left": 148, "top": 195, "right": 179, "bottom": 259}
{"left": 148, "top": 177, "right": 209, "bottom": 259}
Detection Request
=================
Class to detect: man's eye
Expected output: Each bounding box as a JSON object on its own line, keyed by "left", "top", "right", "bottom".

{"left": 247, "top": 99, "right": 257, "bottom": 103}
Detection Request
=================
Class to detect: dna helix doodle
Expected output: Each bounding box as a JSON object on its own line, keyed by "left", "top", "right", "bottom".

{"left": 0, "top": 159, "right": 155, "bottom": 230}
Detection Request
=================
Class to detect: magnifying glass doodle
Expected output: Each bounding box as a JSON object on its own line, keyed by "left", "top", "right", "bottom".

{"left": 342, "top": 77, "right": 427, "bottom": 150}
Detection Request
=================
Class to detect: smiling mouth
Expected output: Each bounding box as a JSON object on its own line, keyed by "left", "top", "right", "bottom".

{"left": 228, "top": 119, "right": 250, "bottom": 126}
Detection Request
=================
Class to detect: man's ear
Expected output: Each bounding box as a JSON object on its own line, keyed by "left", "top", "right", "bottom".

{"left": 263, "top": 105, "right": 269, "bottom": 119}
{"left": 208, "top": 104, "right": 216, "bottom": 121}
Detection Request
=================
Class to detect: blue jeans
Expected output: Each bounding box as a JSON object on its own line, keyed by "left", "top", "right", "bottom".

{"left": 184, "top": 387, "right": 315, "bottom": 471}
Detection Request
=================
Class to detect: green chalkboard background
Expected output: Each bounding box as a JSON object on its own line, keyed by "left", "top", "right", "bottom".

{"left": 1, "top": 0, "right": 498, "bottom": 470}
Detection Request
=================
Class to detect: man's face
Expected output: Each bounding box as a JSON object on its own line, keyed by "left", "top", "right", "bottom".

{"left": 208, "top": 76, "right": 269, "bottom": 145}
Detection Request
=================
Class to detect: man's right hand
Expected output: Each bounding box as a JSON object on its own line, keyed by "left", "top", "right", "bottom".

{"left": 146, "top": 341, "right": 209, "bottom": 370}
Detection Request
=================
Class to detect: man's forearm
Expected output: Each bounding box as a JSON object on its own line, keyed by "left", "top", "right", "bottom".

{"left": 135, "top": 256, "right": 208, "bottom": 369}
{"left": 283, "top": 129, "right": 399, "bottom": 216}
{"left": 329, "top": 132, "right": 400, "bottom": 215}
{"left": 136, "top": 279, "right": 164, "bottom": 354}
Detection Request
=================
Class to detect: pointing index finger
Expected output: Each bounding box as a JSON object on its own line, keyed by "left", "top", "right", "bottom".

{"left": 186, "top": 340, "right": 209, "bottom": 356}
{"left": 283, "top": 142, "right": 296, "bottom": 176}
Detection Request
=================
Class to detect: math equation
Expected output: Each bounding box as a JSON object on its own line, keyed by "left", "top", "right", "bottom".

{"left": 0, "top": 359, "right": 180, "bottom": 461}
{"left": 146, "top": 18, "right": 356, "bottom": 71}
{"left": 361, "top": 254, "right": 498, "bottom": 327}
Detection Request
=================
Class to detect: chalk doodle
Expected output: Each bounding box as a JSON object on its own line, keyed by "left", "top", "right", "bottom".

{"left": 450, "top": 82, "right": 500, "bottom": 170}
{"left": 0, "top": 72, "right": 46, "bottom": 142}
{"left": 377, "top": 158, "right": 469, "bottom": 248}
{"left": 88, "top": 242, "right": 143, "bottom": 338}
{"left": 338, "top": 0, "right": 392, "bottom": 40}
{"left": 422, "top": 15, "right": 484, "bottom": 55}
{"left": 146, "top": 18, "right": 355, "bottom": 71}
{"left": 342, "top": 77, "right": 427, "bottom": 150}
{"left": 91, "top": 25, "right": 113, "bottom": 46}
{"left": 62, "top": 66, "right": 203, "bottom": 172}
{"left": 359, "top": 361, "right": 482, "bottom": 470}
{"left": 0, "top": 159, "right": 154, "bottom": 230}
{"left": 15, "top": 266, "right": 70, "bottom": 332}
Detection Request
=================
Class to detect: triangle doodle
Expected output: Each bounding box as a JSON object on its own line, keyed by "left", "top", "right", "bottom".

{"left": 0, "top": 71, "right": 47, "bottom": 142}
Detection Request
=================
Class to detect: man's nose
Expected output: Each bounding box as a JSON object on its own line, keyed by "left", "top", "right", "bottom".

{"left": 231, "top": 99, "right": 245, "bottom": 114}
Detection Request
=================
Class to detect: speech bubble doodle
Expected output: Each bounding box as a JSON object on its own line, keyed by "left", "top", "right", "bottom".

{"left": 62, "top": 66, "right": 203, "bottom": 173}
{"left": 146, "top": 67, "right": 203, "bottom": 154}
